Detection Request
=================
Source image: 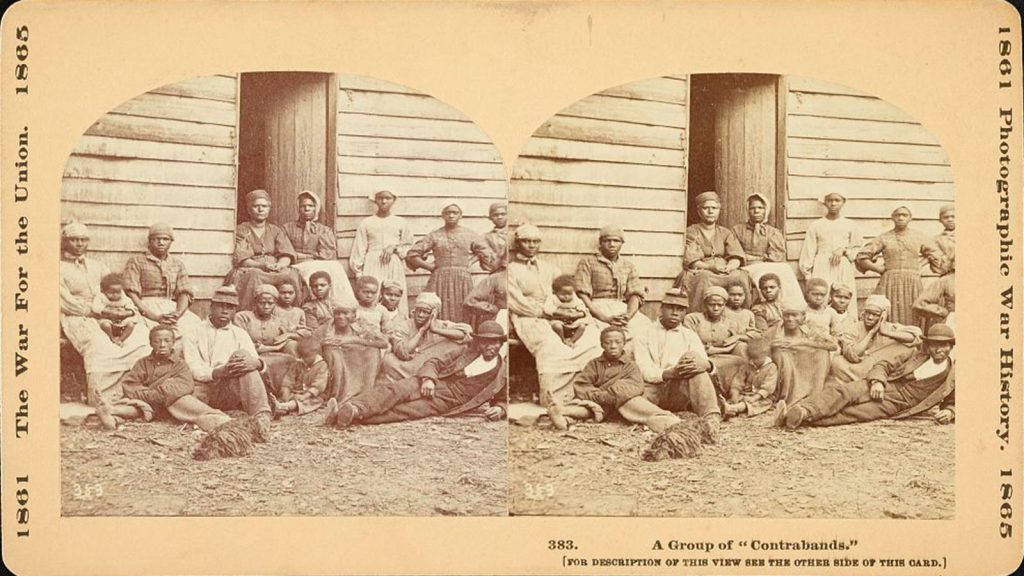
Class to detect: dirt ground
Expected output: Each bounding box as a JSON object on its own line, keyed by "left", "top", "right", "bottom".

{"left": 61, "top": 410, "right": 506, "bottom": 517}
{"left": 509, "top": 410, "right": 954, "bottom": 519}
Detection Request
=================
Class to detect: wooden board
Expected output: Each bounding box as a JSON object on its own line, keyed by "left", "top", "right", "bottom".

{"left": 148, "top": 75, "right": 239, "bottom": 102}
{"left": 110, "top": 92, "right": 238, "bottom": 126}
{"left": 534, "top": 114, "right": 685, "bottom": 149}
{"left": 61, "top": 201, "right": 234, "bottom": 232}
{"left": 558, "top": 94, "right": 687, "bottom": 128}
{"left": 598, "top": 76, "right": 689, "bottom": 105}
{"left": 335, "top": 197, "right": 504, "bottom": 220}
{"left": 786, "top": 197, "right": 955, "bottom": 219}
{"left": 787, "top": 137, "right": 950, "bottom": 165}
{"left": 339, "top": 173, "right": 507, "bottom": 200}
{"left": 787, "top": 91, "right": 914, "bottom": 123}
{"left": 787, "top": 115, "right": 942, "bottom": 146}
{"left": 523, "top": 227, "right": 685, "bottom": 258}
{"left": 786, "top": 76, "right": 869, "bottom": 97}
{"left": 338, "top": 112, "right": 492, "bottom": 143}
{"left": 338, "top": 156, "right": 506, "bottom": 181}
{"left": 72, "top": 135, "right": 235, "bottom": 165}
{"left": 518, "top": 137, "right": 685, "bottom": 167}
{"left": 338, "top": 134, "right": 503, "bottom": 163}
{"left": 333, "top": 215, "right": 496, "bottom": 236}
{"left": 64, "top": 155, "right": 236, "bottom": 188}
{"left": 787, "top": 175, "right": 955, "bottom": 201}
{"left": 62, "top": 179, "right": 236, "bottom": 209}
{"left": 338, "top": 90, "right": 468, "bottom": 121}
{"left": 85, "top": 113, "right": 235, "bottom": 149}
{"left": 81, "top": 226, "right": 235, "bottom": 255}
{"left": 511, "top": 181, "right": 685, "bottom": 211}
{"left": 507, "top": 203, "right": 685, "bottom": 234}
{"left": 336, "top": 74, "right": 425, "bottom": 95}
{"left": 512, "top": 157, "right": 684, "bottom": 190}
{"left": 787, "top": 158, "right": 953, "bottom": 183}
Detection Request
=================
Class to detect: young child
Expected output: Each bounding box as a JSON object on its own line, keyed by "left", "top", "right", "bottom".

{"left": 828, "top": 282, "right": 855, "bottom": 334}
{"left": 721, "top": 337, "right": 778, "bottom": 418}
{"left": 95, "top": 273, "right": 139, "bottom": 345}
{"left": 543, "top": 274, "right": 589, "bottom": 346}
{"left": 302, "top": 271, "right": 334, "bottom": 329}
{"left": 803, "top": 277, "right": 834, "bottom": 333}
{"left": 378, "top": 279, "right": 408, "bottom": 335}
{"left": 722, "top": 281, "right": 759, "bottom": 341}
{"left": 354, "top": 275, "right": 386, "bottom": 332}
{"left": 751, "top": 273, "right": 783, "bottom": 334}
{"left": 273, "top": 336, "right": 328, "bottom": 417}
{"left": 274, "top": 279, "right": 311, "bottom": 341}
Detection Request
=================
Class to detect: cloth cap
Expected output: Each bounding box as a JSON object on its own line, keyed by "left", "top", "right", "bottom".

{"left": 474, "top": 320, "right": 506, "bottom": 340}
{"left": 830, "top": 282, "right": 854, "bottom": 296}
{"left": 695, "top": 191, "right": 721, "bottom": 207}
{"left": 440, "top": 200, "right": 462, "bottom": 214}
{"left": 781, "top": 301, "right": 808, "bottom": 313}
{"left": 862, "top": 294, "right": 891, "bottom": 313}
{"left": 923, "top": 323, "right": 955, "bottom": 342}
{"left": 514, "top": 224, "right": 542, "bottom": 241}
{"left": 148, "top": 222, "right": 175, "bottom": 239}
{"left": 703, "top": 286, "right": 728, "bottom": 302}
{"left": 598, "top": 225, "right": 625, "bottom": 242}
{"left": 819, "top": 192, "right": 847, "bottom": 203}
{"left": 246, "top": 189, "right": 271, "bottom": 205}
{"left": 661, "top": 287, "right": 689, "bottom": 307}
{"left": 296, "top": 190, "right": 322, "bottom": 220}
{"left": 331, "top": 297, "right": 358, "bottom": 312}
{"left": 369, "top": 189, "right": 397, "bottom": 202}
{"left": 939, "top": 204, "right": 955, "bottom": 218}
{"left": 62, "top": 222, "right": 90, "bottom": 239}
{"left": 380, "top": 280, "right": 404, "bottom": 293}
{"left": 254, "top": 284, "right": 280, "bottom": 300}
{"left": 488, "top": 202, "right": 507, "bottom": 216}
{"left": 413, "top": 291, "right": 443, "bottom": 311}
{"left": 211, "top": 286, "right": 240, "bottom": 306}
{"left": 891, "top": 206, "right": 912, "bottom": 218}
{"left": 746, "top": 193, "right": 771, "bottom": 218}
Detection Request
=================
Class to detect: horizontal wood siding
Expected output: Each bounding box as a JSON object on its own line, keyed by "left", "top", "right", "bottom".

{"left": 784, "top": 76, "right": 954, "bottom": 299}
{"left": 62, "top": 75, "right": 238, "bottom": 305}
{"left": 510, "top": 76, "right": 689, "bottom": 317}
{"left": 335, "top": 75, "right": 508, "bottom": 306}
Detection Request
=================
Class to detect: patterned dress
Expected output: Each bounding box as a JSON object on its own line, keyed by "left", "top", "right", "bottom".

{"left": 406, "top": 225, "right": 488, "bottom": 324}
{"left": 350, "top": 214, "right": 414, "bottom": 316}
{"left": 675, "top": 224, "right": 754, "bottom": 313}
{"left": 227, "top": 222, "right": 305, "bottom": 311}
{"left": 857, "top": 229, "right": 939, "bottom": 327}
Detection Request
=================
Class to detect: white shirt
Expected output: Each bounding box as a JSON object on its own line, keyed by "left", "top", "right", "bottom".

{"left": 463, "top": 354, "right": 498, "bottom": 378}
{"left": 913, "top": 357, "right": 950, "bottom": 382}
{"left": 633, "top": 320, "right": 710, "bottom": 383}
{"left": 183, "top": 319, "right": 262, "bottom": 382}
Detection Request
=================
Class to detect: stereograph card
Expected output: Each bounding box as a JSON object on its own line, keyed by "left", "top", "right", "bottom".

{"left": 1, "top": 0, "right": 1022, "bottom": 574}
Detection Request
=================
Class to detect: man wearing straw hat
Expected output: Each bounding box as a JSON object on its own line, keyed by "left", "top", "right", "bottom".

{"left": 778, "top": 323, "right": 956, "bottom": 428}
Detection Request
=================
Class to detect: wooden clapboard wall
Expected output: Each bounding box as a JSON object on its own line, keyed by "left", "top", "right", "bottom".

{"left": 509, "top": 76, "right": 690, "bottom": 318}
{"left": 783, "top": 76, "right": 955, "bottom": 300}
{"left": 61, "top": 75, "right": 239, "bottom": 306}
{"left": 334, "top": 75, "right": 507, "bottom": 305}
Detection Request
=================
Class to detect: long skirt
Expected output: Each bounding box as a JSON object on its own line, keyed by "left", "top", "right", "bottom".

{"left": 742, "top": 262, "right": 805, "bottom": 310}
{"left": 355, "top": 251, "right": 409, "bottom": 316}
{"left": 511, "top": 313, "right": 603, "bottom": 406}
{"left": 774, "top": 346, "right": 832, "bottom": 406}
{"left": 322, "top": 343, "right": 383, "bottom": 404}
{"left": 874, "top": 269, "right": 922, "bottom": 327}
{"left": 675, "top": 269, "right": 754, "bottom": 314}
{"left": 805, "top": 255, "right": 859, "bottom": 317}
{"left": 226, "top": 267, "right": 307, "bottom": 312}
{"left": 61, "top": 315, "right": 152, "bottom": 406}
{"left": 136, "top": 297, "right": 202, "bottom": 343}
{"left": 427, "top": 266, "right": 474, "bottom": 324}
{"left": 293, "top": 260, "right": 356, "bottom": 306}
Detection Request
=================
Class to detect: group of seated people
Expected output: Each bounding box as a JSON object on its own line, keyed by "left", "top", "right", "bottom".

{"left": 59, "top": 192, "right": 510, "bottom": 459}
{"left": 508, "top": 191, "right": 956, "bottom": 461}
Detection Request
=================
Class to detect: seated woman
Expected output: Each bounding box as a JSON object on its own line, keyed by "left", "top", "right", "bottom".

{"left": 233, "top": 284, "right": 303, "bottom": 390}
{"left": 282, "top": 190, "right": 355, "bottom": 305}
{"left": 59, "top": 222, "right": 152, "bottom": 406}
{"left": 574, "top": 225, "right": 650, "bottom": 338}
{"left": 831, "top": 294, "right": 922, "bottom": 383}
{"left": 507, "top": 225, "right": 603, "bottom": 406}
{"left": 226, "top": 189, "right": 306, "bottom": 311}
{"left": 674, "top": 191, "right": 754, "bottom": 313}
{"left": 315, "top": 301, "right": 390, "bottom": 404}
{"left": 683, "top": 287, "right": 748, "bottom": 394}
{"left": 731, "top": 193, "right": 804, "bottom": 310}
{"left": 302, "top": 270, "right": 335, "bottom": 330}
{"left": 379, "top": 292, "right": 472, "bottom": 383}
{"left": 122, "top": 222, "right": 202, "bottom": 340}
{"left": 771, "top": 302, "right": 839, "bottom": 409}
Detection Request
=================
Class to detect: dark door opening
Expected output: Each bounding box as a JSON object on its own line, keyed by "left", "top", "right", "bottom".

{"left": 687, "top": 74, "right": 782, "bottom": 232}
{"left": 237, "top": 72, "right": 337, "bottom": 227}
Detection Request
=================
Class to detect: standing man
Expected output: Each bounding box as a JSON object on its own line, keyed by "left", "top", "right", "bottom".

{"left": 779, "top": 324, "right": 956, "bottom": 428}
{"left": 182, "top": 286, "right": 273, "bottom": 439}
{"left": 632, "top": 288, "right": 722, "bottom": 440}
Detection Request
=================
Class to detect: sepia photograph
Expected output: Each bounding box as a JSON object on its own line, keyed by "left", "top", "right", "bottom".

{"left": 507, "top": 73, "right": 956, "bottom": 518}
{"left": 58, "top": 72, "right": 509, "bottom": 516}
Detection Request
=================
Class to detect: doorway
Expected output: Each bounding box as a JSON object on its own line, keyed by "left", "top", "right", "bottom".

{"left": 687, "top": 74, "right": 783, "bottom": 231}
{"left": 237, "top": 72, "right": 337, "bottom": 227}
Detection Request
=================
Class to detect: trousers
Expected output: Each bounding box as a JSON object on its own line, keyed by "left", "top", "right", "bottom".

{"left": 643, "top": 371, "right": 720, "bottom": 419}
{"left": 193, "top": 369, "right": 271, "bottom": 417}
{"left": 165, "top": 395, "right": 232, "bottom": 431}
